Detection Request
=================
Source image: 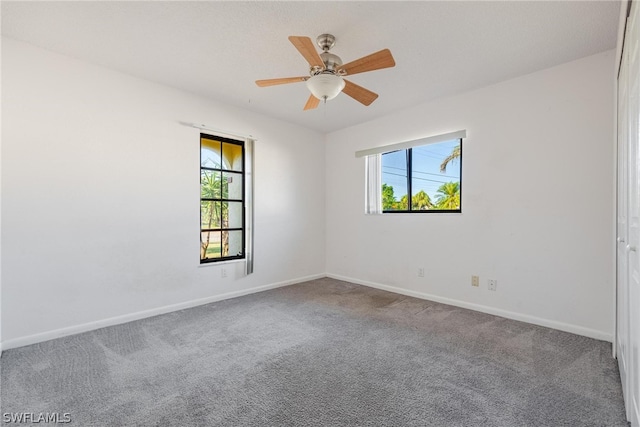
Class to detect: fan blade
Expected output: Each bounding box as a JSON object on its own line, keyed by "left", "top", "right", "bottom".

{"left": 288, "top": 36, "right": 325, "bottom": 69}
{"left": 339, "top": 49, "right": 395, "bottom": 76}
{"left": 303, "top": 94, "right": 320, "bottom": 111}
{"left": 342, "top": 79, "right": 378, "bottom": 106}
{"left": 255, "top": 76, "right": 308, "bottom": 87}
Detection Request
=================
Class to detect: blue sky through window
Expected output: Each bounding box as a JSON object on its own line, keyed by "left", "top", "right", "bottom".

{"left": 381, "top": 139, "right": 460, "bottom": 202}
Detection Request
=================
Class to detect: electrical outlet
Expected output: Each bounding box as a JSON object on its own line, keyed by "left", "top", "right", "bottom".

{"left": 488, "top": 279, "right": 497, "bottom": 291}
{"left": 471, "top": 275, "right": 479, "bottom": 287}
{"left": 418, "top": 267, "right": 425, "bottom": 277}
{"left": 221, "top": 268, "right": 227, "bottom": 278}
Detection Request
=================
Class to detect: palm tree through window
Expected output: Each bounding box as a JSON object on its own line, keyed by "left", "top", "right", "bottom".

{"left": 381, "top": 139, "right": 462, "bottom": 213}
{"left": 200, "top": 134, "right": 245, "bottom": 262}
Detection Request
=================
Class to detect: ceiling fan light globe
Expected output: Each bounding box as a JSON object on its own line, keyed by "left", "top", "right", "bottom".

{"left": 306, "top": 74, "right": 345, "bottom": 101}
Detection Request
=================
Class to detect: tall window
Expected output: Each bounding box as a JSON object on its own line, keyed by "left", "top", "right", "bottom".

{"left": 200, "top": 133, "right": 245, "bottom": 263}
{"left": 381, "top": 138, "right": 462, "bottom": 212}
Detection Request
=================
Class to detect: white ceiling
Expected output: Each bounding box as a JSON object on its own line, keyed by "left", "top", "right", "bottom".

{"left": 1, "top": 1, "right": 621, "bottom": 133}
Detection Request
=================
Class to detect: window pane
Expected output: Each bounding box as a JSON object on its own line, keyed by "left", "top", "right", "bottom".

{"left": 412, "top": 140, "right": 461, "bottom": 211}
{"left": 201, "top": 138, "right": 222, "bottom": 169}
{"left": 222, "top": 142, "right": 243, "bottom": 171}
{"left": 224, "top": 201, "right": 243, "bottom": 228}
{"left": 382, "top": 150, "right": 408, "bottom": 210}
{"left": 223, "top": 172, "right": 243, "bottom": 200}
{"left": 201, "top": 170, "right": 221, "bottom": 199}
{"left": 223, "top": 230, "right": 243, "bottom": 257}
{"left": 201, "top": 231, "right": 221, "bottom": 260}
{"left": 200, "top": 134, "right": 246, "bottom": 263}
{"left": 201, "top": 201, "right": 221, "bottom": 229}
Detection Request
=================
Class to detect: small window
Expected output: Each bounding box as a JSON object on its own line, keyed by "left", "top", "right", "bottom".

{"left": 381, "top": 138, "right": 462, "bottom": 212}
{"left": 200, "top": 133, "right": 245, "bottom": 263}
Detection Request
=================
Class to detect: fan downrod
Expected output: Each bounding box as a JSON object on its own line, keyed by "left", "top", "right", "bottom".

{"left": 316, "top": 34, "right": 336, "bottom": 52}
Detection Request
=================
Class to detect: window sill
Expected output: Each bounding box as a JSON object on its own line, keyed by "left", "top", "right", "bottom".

{"left": 380, "top": 211, "right": 463, "bottom": 215}
{"left": 198, "top": 259, "right": 245, "bottom": 268}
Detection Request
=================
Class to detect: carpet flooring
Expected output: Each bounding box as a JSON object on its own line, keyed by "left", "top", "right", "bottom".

{"left": 0, "top": 278, "right": 628, "bottom": 426}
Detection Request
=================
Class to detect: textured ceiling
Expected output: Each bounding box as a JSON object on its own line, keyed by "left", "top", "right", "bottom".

{"left": 1, "top": 1, "right": 621, "bottom": 133}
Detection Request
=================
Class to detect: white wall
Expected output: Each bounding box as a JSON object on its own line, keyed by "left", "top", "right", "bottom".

{"left": 0, "top": 36, "right": 3, "bottom": 352}
{"left": 325, "top": 50, "right": 616, "bottom": 340}
{"left": 1, "top": 39, "right": 326, "bottom": 347}
{"left": 1, "top": 38, "right": 617, "bottom": 349}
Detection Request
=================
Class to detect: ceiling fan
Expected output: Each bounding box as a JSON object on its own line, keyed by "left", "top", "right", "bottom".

{"left": 255, "top": 34, "right": 395, "bottom": 110}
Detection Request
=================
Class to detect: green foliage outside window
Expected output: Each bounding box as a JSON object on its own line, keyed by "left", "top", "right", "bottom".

{"left": 381, "top": 141, "right": 461, "bottom": 212}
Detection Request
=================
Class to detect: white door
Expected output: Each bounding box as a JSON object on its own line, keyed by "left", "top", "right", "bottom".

{"left": 626, "top": 4, "right": 640, "bottom": 425}
{"left": 618, "top": 31, "right": 631, "bottom": 420}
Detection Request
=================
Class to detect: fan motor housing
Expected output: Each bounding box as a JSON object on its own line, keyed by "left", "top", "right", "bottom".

{"left": 318, "top": 52, "right": 343, "bottom": 74}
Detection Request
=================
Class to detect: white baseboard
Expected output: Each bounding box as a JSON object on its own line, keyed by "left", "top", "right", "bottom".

{"left": 0, "top": 273, "right": 325, "bottom": 352}
{"left": 1, "top": 272, "right": 612, "bottom": 351}
{"left": 327, "top": 273, "right": 613, "bottom": 342}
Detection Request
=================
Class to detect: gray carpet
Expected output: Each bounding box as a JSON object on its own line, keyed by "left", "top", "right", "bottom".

{"left": 0, "top": 278, "right": 628, "bottom": 426}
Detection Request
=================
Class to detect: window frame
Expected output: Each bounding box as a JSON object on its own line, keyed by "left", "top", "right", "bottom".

{"left": 200, "top": 133, "right": 246, "bottom": 264}
{"left": 381, "top": 138, "right": 462, "bottom": 214}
